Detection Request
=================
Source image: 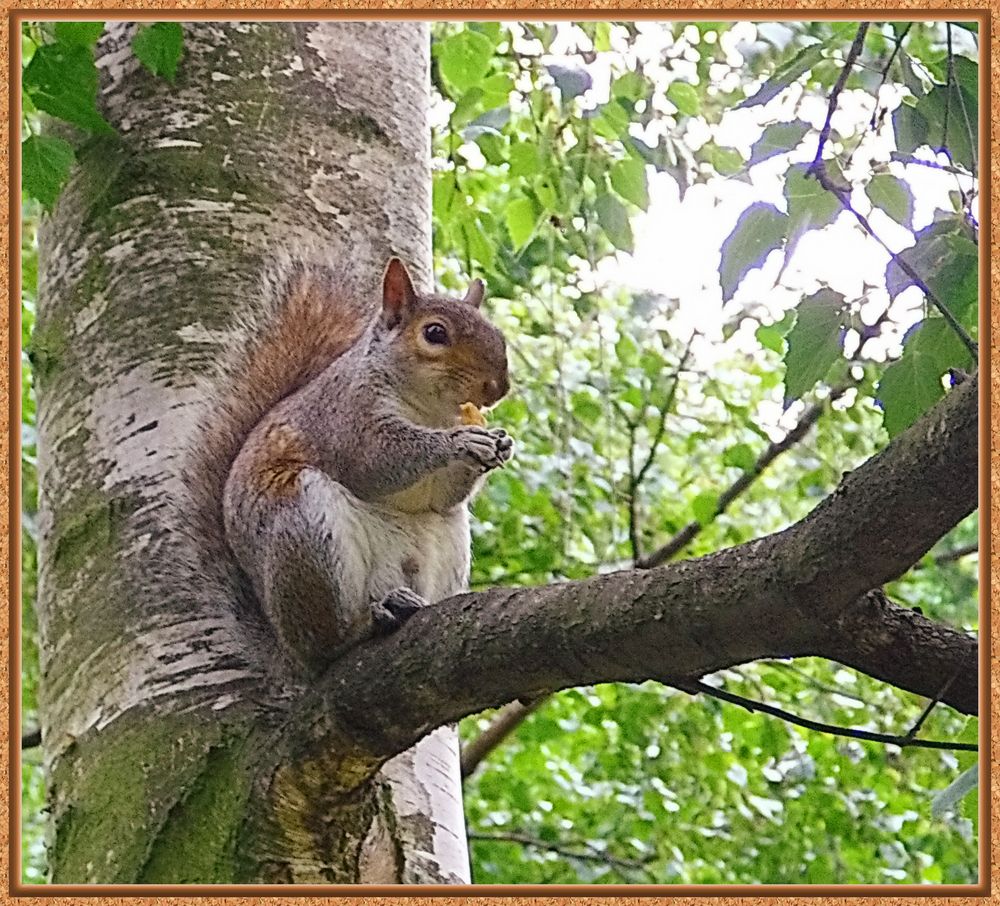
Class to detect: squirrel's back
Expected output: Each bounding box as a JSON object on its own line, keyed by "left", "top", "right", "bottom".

{"left": 185, "top": 259, "right": 370, "bottom": 616}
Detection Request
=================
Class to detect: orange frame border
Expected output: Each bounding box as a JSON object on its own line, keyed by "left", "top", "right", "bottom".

{"left": 4, "top": 6, "right": 992, "bottom": 900}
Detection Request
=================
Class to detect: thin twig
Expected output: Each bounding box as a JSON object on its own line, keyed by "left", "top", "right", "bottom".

{"left": 625, "top": 422, "right": 642, "bottom": 563}
{"left": 809, "top": 161, "right": 977, "bottom": 358}
{"left": 890, "top": 152, "right": 972, "bottom": 176}
{"left": 468, "top": 831, "right": 653, "bottom": 872}
{"left": 905, "top": 670, "right": 959, "bottom": 739}
{"left": 812, "top": 23, "right": 871, "bottom": 168}
{"left": 760, "top": 660, "right": 870, "bottom": 707}
{"left": 625, "top": 335, "right": 697, "bottom": 565}
{"left": 633, "top": 336, "right": 697, "bottom": 491}
{"left": 461, "top": 699, "right": 543, "bottom": 778}
{"left": 674, "top": 679, "right": 976, "bottom": 752}
{"left": 869, "top": 23, "right": 913, "bottom": 129}
{"left": 934, "top": 541, "right": 979, "bottom": 564}
{"left": 941, "top": 24, "right": 954, "bottom": 150}
{"left": 910, "top": 540, "right": 978, "bottom": 570}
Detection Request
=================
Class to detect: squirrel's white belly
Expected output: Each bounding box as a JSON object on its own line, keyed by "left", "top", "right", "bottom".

{"left": 316, "top": 476, "right": 471, "bottom": 607}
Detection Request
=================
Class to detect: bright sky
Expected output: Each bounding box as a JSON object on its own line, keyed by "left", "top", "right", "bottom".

{"left": 438, "top": 22, "right": 977, "bottom": 431}
{"left": 544, "top": 22, "right": 975, "bottom": 350}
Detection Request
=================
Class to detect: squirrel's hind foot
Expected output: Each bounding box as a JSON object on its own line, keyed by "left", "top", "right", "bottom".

{"left": 372, "top": 586, "right": 428, "bottom": 633}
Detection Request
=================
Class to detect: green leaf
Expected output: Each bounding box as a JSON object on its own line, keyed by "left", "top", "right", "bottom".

{"left": 506, "top": 197, "right": 537, "bottom": 249}
{"left": 780, "top": 162, "right": 845, "bottom": 274}
{"left": 593, "top": 22, "right": 612, "bottom": 52}
{"left": 438, "top": 30, "right": 494, "bottom": 94}
{"left": 865, "top": 174, "right": 914, "bottom": 229}
{"left": 783, "top": 289, "right": 846, "bottom": 402}
{"left": 886, "top": 216, "right": 978, "bottom": 328}
{"left": 877, "top": 318, "right": 974, "bottom": 436}
{"left": 508, "top": 141, "right": 540, "bottom": 178}
{"left": 451, "top": 87, "right": 484, "bottom": 128}
{"left": 748, "top": 120, "right": 810, "bottom": 166}
{"left": 481, "top": 73, "right": 513, "bottom": 109}
{"left": 719, "top": 202, "right": 788, "bottom": 303}
{"left": 756, "top": 311, "right": 795, "bottom": 354}
{"left": 892, "top": 80, "right": 977, "bottom": 173}
{"left": 21, "top": 135, "right": 75, "bottom": 210}
{"left": 691, "top": 491, "right": 718, "bottom": 524}
{"left": 722, "top": 443, "right": 756, "bottom": 471}
{"left": 710, "top": 145, "right": 744, "bottom": 176}
{"left": 666, "top": 81, "right": 700, "bottom": 116}
{"left": 612, "top": 71, "right": 646, "bottom": 102}
{"left": 23, "top": 42, "right": 113, "bottom": 133}
{"left": 132, "top": 22, "right": 184, "bottom": 83}
{"left": 737, "top": 44, "right": 825, "bottom": 110}
{"left": 756, "top": 324, "right": 784, "bottom": 354}
{"left": 898, "top": 51, "right": 926, "bottom": 97}
{"left": 784, "top": 162, "right": 841, "bottom": 233}
{"left": 610, "top": 156, "right": 649, "bottom": 210}
{"left": 593, "top": 100, "right": 629, "bottom": 140}
{"left": 53, "top": 22, "right": 104, "bottom": 46}
{"left": 595, "top": 193, "right": 633, "bottom": 253}
{"left": 461, "top": 214, "right": 495, "bottom": 270}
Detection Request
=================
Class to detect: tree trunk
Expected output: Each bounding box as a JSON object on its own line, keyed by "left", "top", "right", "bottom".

{"left": 35, "top": 21, "right": 469, "bottom": 884}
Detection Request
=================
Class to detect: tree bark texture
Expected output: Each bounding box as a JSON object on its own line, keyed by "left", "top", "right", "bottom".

{"left": 31, "top": 20, "right": 979, "bottom": 888}
{"left": 35, "top": 21, "right": 469, "bottom": 884}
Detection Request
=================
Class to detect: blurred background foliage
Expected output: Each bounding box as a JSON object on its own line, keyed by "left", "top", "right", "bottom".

{"left": 21, "top": 19, "right": 979, "bottom": 884}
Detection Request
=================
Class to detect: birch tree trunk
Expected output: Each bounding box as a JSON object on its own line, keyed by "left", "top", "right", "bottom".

{"left": 35, "top": 21, "right": 469, "bottom": 884}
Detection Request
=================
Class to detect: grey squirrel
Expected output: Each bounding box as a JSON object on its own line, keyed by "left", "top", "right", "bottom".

{"left": 192, "top": 256, "right": 512, "bottom": 675}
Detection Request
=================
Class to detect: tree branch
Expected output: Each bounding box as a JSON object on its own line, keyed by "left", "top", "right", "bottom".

{"left": 461, "top": 386, "right": 847, "bottom": 771}
{"left": 674, "top": 679, "right": 975, "bottom": 752}
{"left": 639, "top": 388, "right": 845, "bottom": 568}
{"left": 461, "top": 698, "right": 543, "bottom": 778}
{"left": 293, "top": 373, "right": 977, "bottom": 772}
{"left": 933, "top": 541, "right": 978, "bottom": 564}
{"left": 468, "top": 831, "right": 653, "bottom": 873}
{"left": 812, "top": 23, "right": 871, "bottom": 167}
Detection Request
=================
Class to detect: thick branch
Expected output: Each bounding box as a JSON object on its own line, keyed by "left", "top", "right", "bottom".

{"left": 300, "top": 374, "right": 977, "bottom": 771}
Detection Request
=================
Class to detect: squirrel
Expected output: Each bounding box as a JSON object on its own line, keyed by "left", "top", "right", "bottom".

{"left": 189, "top": 256, "right": 513, "bottom": 676}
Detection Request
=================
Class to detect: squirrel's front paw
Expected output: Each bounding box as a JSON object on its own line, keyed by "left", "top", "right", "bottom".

{"left": 451, "top": 426, "right": 514, "bottom": 472}
{"left": 372, "top": 586, "right": 428, "bottom": 634}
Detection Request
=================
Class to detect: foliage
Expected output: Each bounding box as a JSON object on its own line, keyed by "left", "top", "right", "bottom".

{"left": 20, "top": 22, "right": 175, "bottom": 210}
{"left": 21, "top": 19, "right": 979, "bottom": 885}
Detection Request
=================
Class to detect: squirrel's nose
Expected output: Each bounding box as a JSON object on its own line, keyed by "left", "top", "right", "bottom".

{"left": 483, "top": 374, "right": 509, "bottom": 406}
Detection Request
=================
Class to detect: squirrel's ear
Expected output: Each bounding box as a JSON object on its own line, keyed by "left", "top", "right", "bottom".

{"left": 463, "top": 278, "right": 485, "bottom": 308}
{"left": 382, "top": 257, "right": 416, "bottom": 328}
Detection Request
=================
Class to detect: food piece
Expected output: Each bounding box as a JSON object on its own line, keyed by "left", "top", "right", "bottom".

{"left": 459, "top": 402, "right": 487, "bottom": 427}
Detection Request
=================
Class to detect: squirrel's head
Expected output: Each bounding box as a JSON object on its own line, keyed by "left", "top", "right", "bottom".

{"left": 375, "top": 258, "right": 510, "bottom": 418}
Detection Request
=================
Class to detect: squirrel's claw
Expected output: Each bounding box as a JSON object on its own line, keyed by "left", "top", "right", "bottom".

{"left": 372, "top": 586, "right": 428, "bottom": 633}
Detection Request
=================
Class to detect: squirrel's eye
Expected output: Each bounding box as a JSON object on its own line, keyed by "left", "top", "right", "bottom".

{"left": 422, "top": 323, "right": 449, "bottom": 345}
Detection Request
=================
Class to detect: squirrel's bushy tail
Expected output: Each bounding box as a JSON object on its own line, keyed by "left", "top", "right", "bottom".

{"left": 184, "top": 259, "right": 371, "bottom": 621}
